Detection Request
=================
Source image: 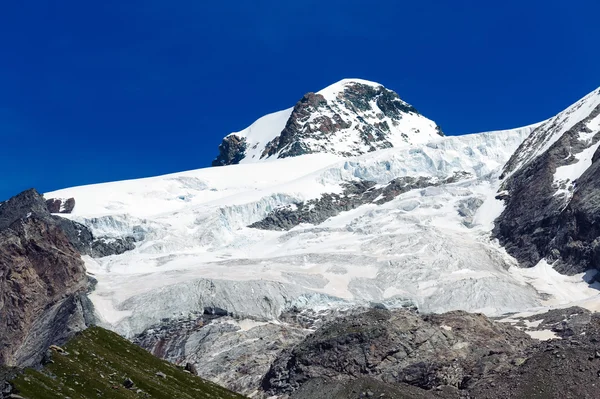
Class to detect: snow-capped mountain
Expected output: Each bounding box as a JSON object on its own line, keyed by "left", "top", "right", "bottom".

{"left": 212, "top": 79, "right": 443, "bottom": 166}
{"left": 42, "top": 80, "right": 600, "bottom": 395}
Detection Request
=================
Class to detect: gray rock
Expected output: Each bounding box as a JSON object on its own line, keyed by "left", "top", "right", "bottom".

{"left": 212, "top": 82, "right": 443, "bottom": 166}
{"left": 0, "top": 189, "right": 93, "bottom": 367}
{"left": 45, "top": 197, "right": 75, "bottom": 214}
{"left": 184, "top": 362, "right": 198, "bottom": 375}
{"left": 494, "top": 97, "right": 600, "bottom": 274}
{"left": 250, "top": 173, "right": 470, "bottom": 231}
{"left": 262, "top": 308, "right": 533, "bottom": 396}
{"left": 212, "top": 135, "right": 247, "bottom": 166}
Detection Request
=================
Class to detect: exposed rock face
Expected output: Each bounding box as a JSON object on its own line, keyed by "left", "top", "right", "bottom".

{"left": 553, "top": 153, "right": 600, "bottom": 273}
{"left": 134, "top": 313, "right": 309, "bottom": 396}
{"left": 289, "top": 377, "right": 450, "bottom": 399}
{"left": 1, "top": 189, "right": 136, "bottom": 260}
{"left": 212, "top": 80, "right": 443, "bottom": 166}
{"left": 212, "top": 135, "right": 247, "bottom": 167}
{"left": 471, "top": 308, "right": 600, "bottom": 399}
{"left": 0, "top": 189, "right": 93, "bottom": 367}
{"left": 493, "top": 88, "right": 600, "bottom": 273}
{"left": 45, "top": 197, "right": 75, "bottom": 214}
{"left": 262, "top": 83, "right": 443, "bottom": 160}
{"left": 250, "top": 172, "right": 470, "bottom": 231}
{"left": 257, "top": 306, "right": 600, "bottom": 399}
{"left": 261, "top": 308, "right": 533, "bottom": 397}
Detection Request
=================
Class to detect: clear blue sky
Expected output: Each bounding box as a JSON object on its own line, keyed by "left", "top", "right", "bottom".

{"left": 1, "top": 1, "right": 598, "bottom": 200}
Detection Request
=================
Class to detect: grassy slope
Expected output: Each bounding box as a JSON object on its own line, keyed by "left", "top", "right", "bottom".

{"left": 11, "top": 326, "right": 246, "bottom": 399}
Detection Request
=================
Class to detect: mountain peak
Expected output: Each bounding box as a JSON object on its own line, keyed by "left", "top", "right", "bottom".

{"left": 212, "top": 79, "right": 442, "bottom": 166}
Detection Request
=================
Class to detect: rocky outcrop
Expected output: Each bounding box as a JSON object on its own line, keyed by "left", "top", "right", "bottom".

{"left": 261, "top": 308, "right": 533, "bottom": 396}
{"left": 250, "top": 172, "right": 471, "bottom": 231}
{"left": 0, "top": 188, "right": 138, "bottom": 367}
{"left": 45, "top": 197, "right": 75, "bottom": 214}
{"left": 494, "top": 90, "right": 600, "bottom": 273}
{"left": 1, "top": 189, "right": 136, "bottom": 260}
{"left": 260, "top": 306, "right": 600, "bottom": 399}
{"left": 212, "top": 135, "right": 247, "bottom": 166}
{"left": 134, "top": 313, "right": 310, "bottom": 396}
{"left": 552, "top": 152, "right": 600, "bottom": 273}
{"left": 471, "top": 308, "right": 600, "bottom": 399}
{"left": 262, "top": 82, "right": 442, "bottom": 160}
{"left": 0, "top": 189, "right": 93, "bottom": 367}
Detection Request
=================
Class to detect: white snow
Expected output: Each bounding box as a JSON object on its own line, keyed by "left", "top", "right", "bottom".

{"left": 509, "top": 259, "right": 600, "bottom": 307}
{"left": 45, "top": 124, "right": 558, "bottom": 336}
{"left": 504, "top": 88, "right": 600, "bottom": 177}
{"left": 525, "top": 330, "right": 560, "bottom": 341}
{"left": 551, "top": 109, "right": 600, "bottom": 202}
{"left": 42, "top": 86, "right": 600, "bottom": 337}
{"left": 231, "top": 108, "right": 293, "bottom": 163}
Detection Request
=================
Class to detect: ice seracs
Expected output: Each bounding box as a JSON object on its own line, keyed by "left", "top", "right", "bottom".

{"left": 45, "top": 81, "right": 600, "bottom": 347}
{"left": 48, "top": 126, "right": 543, "bottom": 338}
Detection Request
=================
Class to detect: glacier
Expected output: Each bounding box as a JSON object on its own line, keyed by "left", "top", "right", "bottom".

{"left": 45, "top": 120, "right": 593, "bottom": 339}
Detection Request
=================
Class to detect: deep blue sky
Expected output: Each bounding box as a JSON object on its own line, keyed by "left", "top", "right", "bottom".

{"left": 1, "top": 1, "right": 598, "bottom": 200}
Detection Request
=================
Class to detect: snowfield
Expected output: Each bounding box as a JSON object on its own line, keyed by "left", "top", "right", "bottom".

{"left": 45, "top": 83, "right": 600, "bottom": 339}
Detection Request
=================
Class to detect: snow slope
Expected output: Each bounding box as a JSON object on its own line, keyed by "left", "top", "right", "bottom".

{"left": 503, "top": 87, "right": 600, "bottom": 178}
{"left": 229, "top": 108, "right": 293, "bottom": 164}
{"left": 45, "top": 121, "right": 585, "bottom": 338}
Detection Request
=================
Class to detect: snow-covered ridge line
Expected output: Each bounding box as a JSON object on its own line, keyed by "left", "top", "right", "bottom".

{"left": 47, "top": 126, "right": 531, "bottom": 221}
{"left": 502, "top": 87, "right": 600, "bottom": 178}
{"left": 212, "top": 78, "right": 444, "bottom": 165}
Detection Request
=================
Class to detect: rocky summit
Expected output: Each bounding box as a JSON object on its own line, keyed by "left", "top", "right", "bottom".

{"left": 213, "top": 79, "right": 443, "bottom": 165}
{"left": 3, "top": 80, "right": 600, "bottom": 399}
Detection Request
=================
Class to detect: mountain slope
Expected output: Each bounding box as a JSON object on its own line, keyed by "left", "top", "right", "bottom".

{"left": 0, "top": 189, "right": 91, "bottom": 368}
{"left": 40, "top": 81, "right": 600, "bottom": 395}
{"left": 212, "top": 79, "right": 443, "bottom": 165}
{"left": 9, "top": 326, "right": 246, "bottom": 399}
{"left": 494, "top": 86, "right": 600, "bottom": 273}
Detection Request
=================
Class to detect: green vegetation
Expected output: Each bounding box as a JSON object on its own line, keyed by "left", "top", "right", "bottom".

{"left": 11, "top": 326, "right": 246, "bottom": 399}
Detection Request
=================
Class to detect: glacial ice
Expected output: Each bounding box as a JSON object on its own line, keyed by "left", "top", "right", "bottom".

{"left": 47, "top": 123, "right": 590, "bottom": 338}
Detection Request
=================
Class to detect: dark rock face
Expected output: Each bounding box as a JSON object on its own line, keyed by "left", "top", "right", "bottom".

{"left": 134, "top": 312, "right": 310, "bottom": 395}
{"left": 0, "top": 189, "right": 135, "bottom": 259}
{"left": 260, "top": 92, "right": 347, "bottom": 159}
{"left": 0, "top": 189, "right": 92, "bottom": 367}
{"left": 290, "top": 377, "right": 448, "bottom": 399}
{"left": 212, "top": 82, "right": 443, "bottom": 166}
{"left": 471, "top": 310, "right": 600, "bottom": 399}
{"left": 263, "top": 83, "right": 438, "bottom": 160}
{"left": 262, "top": 306, "right": 600, "bottom": 399}
{"left": 553, "top": 153, "right": 600, "bottom": 273}
{"left": 261, "top": 308, "right": 532, "bottom": 397}
{"left": 212, "top": 135, "right": 247, "bottom": 166}
{"left": 250, "top": 172, "right": 470, "bottom": 231}
{"left": 493, "top": 100, "right": 600, "bottom": 273}
{"left": 0, "top": 188, "right": 136, "bottom": 368}
{"left": 45, "top": 198, "right": 75, "bottom": 214}
{"left": 89, "top": 236, "right": 136, "bottom": 258}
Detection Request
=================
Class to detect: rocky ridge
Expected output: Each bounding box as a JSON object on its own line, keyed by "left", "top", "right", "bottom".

{"left": 213, "top": 79, "right": 443, "bottom": 165}
{"left": 0, "top": 188, "right": 140, "bottom": 368}
{"left": 0, "top": 189, "right": 92, "bottom": 367}
{"left": 250, "top": 172, "right": 471, "bottom": 231}
{"left": 494, "top": 87, "right": 600, "bottom": 273}
{"left": 260, "top": 306, "right": 600, "bottom": 399}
